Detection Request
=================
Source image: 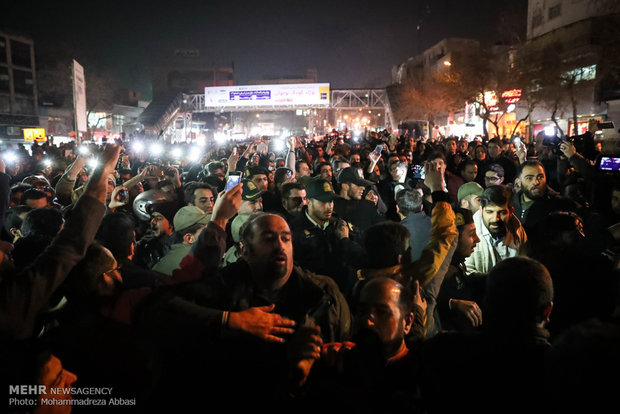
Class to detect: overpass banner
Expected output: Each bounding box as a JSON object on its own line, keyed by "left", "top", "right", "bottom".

{"left": 204, "top": 83, "right": 330, "bottom": 108}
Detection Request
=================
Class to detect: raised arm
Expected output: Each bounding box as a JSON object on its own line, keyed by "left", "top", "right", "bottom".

{"left": 402, "top": 161, "right": 458, "bottom": 288}
{"left": 0, "top": 144, "right": 121, "bottom": 340}
{"left": 55, "top": 155, "right": 88, "bottom": 205}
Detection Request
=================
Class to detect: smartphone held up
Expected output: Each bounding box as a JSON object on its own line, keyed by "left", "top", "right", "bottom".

{"left": 225, "top": 171, "right": 242, "bottom": 191}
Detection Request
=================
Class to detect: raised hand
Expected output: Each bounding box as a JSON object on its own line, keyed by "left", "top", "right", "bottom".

{"left": 423, "top": 160, "right": 446, "bottom": 192}
{"left": 211, "top": 182, "right": 242, "bottom": 229}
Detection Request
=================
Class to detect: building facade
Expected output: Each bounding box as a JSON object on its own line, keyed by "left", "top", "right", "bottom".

{"left": 0, "top": 31, "right": 39, "bottom": 142}
{"left": 522, "top": 0, "right": 620, "bottom": 139}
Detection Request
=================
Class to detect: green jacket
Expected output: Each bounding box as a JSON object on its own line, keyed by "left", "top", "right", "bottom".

{"left": 152, "top": 243, "right": 191, "bottom": 276}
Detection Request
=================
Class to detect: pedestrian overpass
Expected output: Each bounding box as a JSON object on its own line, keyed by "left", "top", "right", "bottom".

{"left": 139, "top": 88, "right": 397, "bottom": 139}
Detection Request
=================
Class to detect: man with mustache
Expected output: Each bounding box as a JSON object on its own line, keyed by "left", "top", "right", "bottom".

{"left": 513, "top": 160, "right": 572, "bottom": 248}
{"left": 465, "top": 185, "right": 527, "bottom": 275}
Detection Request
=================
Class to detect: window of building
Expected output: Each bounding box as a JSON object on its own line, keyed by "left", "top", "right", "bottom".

{"left": 561, "top": 64, "right": 597, "bottom": 84}
{"left": 12, "top": 69, "right": 34, "bottom": 95}
{"left": 0, "top": 95, "right": 9, "bottom": 113}
{"left": 14, "top": 96, "right": 36, "bottom": 115}
{"left": 0, "top": 67, "right": 9, "bottom": 92}
{"left": 548, "top": 4, "right": 562, "bottom": 20}
{"left": 532, "top": 13, "right": 543, "bottom": 28}
{"left": 10, "top": 40, "right": 32, "bottom": 68}
{"left": 0, "top": 37, "right": 6, "bottom": 64}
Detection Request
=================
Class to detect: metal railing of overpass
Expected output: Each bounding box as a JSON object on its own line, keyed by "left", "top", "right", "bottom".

{"left": 149, "top": 88, "right": 397, "bottom": 135}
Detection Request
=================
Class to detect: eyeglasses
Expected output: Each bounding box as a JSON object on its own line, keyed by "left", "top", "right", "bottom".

{"left": 485, "top": 175, "right": 501, "bottom": 182}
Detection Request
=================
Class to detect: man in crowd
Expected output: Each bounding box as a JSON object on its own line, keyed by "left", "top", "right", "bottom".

{"left": 458, "top": 159, "right": 478, "bottom": 183}
{"left": 378, "top": 159, "right": 411, "bottom": 221}
{"left": 228, "top": 178, "right": 265, "bottom": 249}
{"left": 133, "top": 183, "right": 351, "bottom": 410}
{"left": 287, "top": 276, "right": 426, "bottom": 412}
{"left": 1, "top": 145, "right": 120, "bottom": 411}
{"left": 20, "top": 188, "right": 49, "bottom": 209}
{"left": 420, "top": 257, "right": 554, "bottom": 413}
{"left": 184, "top": 181, "right": 216, "bottom": 214}
{"left": 465, "top": 185, "right": 527, "bottom": 275}
{"left": 436, "top": 207, "right": 484, "bottom": 333}
{"left": 355, "top": 161, "right": 458, "bottom": 337}
{"left": 290, "top": 178, "right": 363, "bottom": 295}
{"left": 314, "top": 161, "right": 334, "bottom": 185}
{"left": 483, "top": 163, "right": 505, "bottom": 188}
{"left": 334, "top": 166, "right": 384, "bottom": 235}
{"left": 134, "top": 201, "right": 177, "bottom": 269}
{"left": 457, "top": 181, "right": 484, "bottom": 214}
{"left": 513, "top": 160, "right": 572, "bottom": 246}
{"left": 152, "top": 206, "right": 211, "bottom": 275}
{"left": 279, "top": 182, "right": 307, "bottom": 223}
{"left": 295, "top": 160, "right": 312, "bottom": 180}
{"left": 202, "top": 160, "right": 226, "bottom": 192}
{"left": 395, "top": 188, "right": 431, "bottom": 262}
{"left": 262, "top": 167, "right": 295, "bottom": 213}
{"left": 484, "top": 137, "right": 518, "bottom": 184}
{"left": 247, "top": 165, "right": 270, "bottom": 192}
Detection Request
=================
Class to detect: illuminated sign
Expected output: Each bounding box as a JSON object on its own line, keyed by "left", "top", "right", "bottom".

{"left": 204, "top": 83, "right": 330, "bottom": 108}
{"left": 23, "top": 128, "right": 46, "bottom": 142}
{"left": 483, "top": 91, "right": 498, "bottom": 107}
{"left": 501, "top": 89, "right": 522, "bottom": 104}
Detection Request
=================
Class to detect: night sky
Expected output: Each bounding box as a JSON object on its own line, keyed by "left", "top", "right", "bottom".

{"left": 2, "top": 0, "right": 527, "bottom": 99}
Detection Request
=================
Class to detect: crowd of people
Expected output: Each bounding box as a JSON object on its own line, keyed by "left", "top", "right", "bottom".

{"left": 2, "top": 126, "right": 620, "bottom": 413}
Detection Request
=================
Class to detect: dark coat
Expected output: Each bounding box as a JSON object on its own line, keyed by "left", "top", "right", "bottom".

{"left": 132, "top": 220, "right": 352, "bottom": 410}
{"left": 289, "top": 206, "right": 365, "bottom": 296}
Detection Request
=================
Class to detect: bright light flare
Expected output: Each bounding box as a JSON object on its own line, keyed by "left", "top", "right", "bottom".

{"left": 171, "top": 147, "right": 183, "bottom": 159}
{"left": 4, "top": 151, "right": 18, "bottom": 163}
{"left": 272, "top": 139, "right": 285, "bottom": 152}
{"left": 150, "top": 143, "right": 164, "bottom": 156}
{"left": 43, "top": 159, "right": 52, "bottom": 167}
{"left": 544, "top": 126, "right": 556, "bottom": 136}
{"left": 132, "top": 141, "right": 145, "bottom": 153}
{"left": 214, "top": 132, "right": 227, "bottom": 145}
{"left": 78, "top": 146, "right": 89, "bottom": 155}
{"left": 188, "top": 146, "right": 201, "bottom": 162}
{"left": 88, "top": 158, "right": 99, "bottom": 169}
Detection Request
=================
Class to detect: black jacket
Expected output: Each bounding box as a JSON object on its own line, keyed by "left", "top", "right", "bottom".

{"left": 289, "top": 206, "right": 365, "bottom": 296}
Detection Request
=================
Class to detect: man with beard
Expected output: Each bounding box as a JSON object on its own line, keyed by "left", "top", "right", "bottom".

{"left": 133, "top": 201, "right": 178, "bottom": 269}
{"left": 513, "top": 160, "right": 572, "bottom": 246}
{"left": 133, "top": 184, "right": 351, "bottom": 410}
{"left": 279, "top": 182, "right": 307, "bottom": 223}
{"left": 465, "top": 185, "right": 527, "bottom": 275}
